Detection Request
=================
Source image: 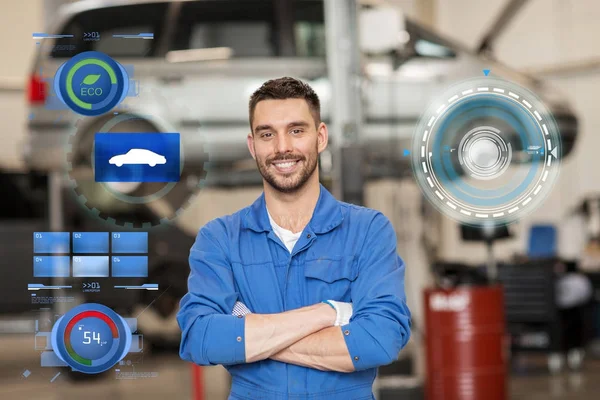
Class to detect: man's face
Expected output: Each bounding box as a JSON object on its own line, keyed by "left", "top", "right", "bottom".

{"left": 248, "top": 98, "right": 328, "bottom": 194}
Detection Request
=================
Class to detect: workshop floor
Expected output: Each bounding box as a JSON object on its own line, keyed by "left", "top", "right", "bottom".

{"left": 510, "top": 355, "right": 600, "bottom": 400}
{"left": 0, "top": 334, "right": 230, "bottom": 400}
{"left": 2, "top": 334, "right": 600, "bottom": 399}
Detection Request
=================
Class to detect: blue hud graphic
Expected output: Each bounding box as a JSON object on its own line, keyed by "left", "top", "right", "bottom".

{"left": 411, "top": 77, "right": 561, "bottom": 226}
{"left": 94, "top": 133, "right": 181, "bottom": 182}
{"left": 53, "top": 51, "right": 129, "bottom": 116}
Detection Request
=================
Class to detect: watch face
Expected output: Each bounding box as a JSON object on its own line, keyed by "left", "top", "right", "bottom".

{"left": 52, "top": 303, "right": 132, "bottom": 374}
{"left": 54, "top": 51, "right": 129, "bottom": 116}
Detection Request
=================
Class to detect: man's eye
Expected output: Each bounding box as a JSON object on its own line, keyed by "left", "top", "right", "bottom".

{"left": 262, "top": 132, "right": 273, "bottom": 138}
{"left": 291, "top": 129, "right": 302, "bottom": 134}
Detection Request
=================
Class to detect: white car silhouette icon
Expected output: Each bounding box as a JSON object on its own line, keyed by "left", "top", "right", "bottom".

{"left": 109, "top": 148, "right": 167, "bottom": 167}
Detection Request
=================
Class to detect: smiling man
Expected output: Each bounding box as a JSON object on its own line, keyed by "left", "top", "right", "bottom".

{"left": 177, "top": 77, "right": 411, "bottom": 400}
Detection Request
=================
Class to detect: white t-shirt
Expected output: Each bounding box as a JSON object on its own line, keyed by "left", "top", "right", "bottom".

{"left": 267, "top": 210, "right": 302, "bottom": 253}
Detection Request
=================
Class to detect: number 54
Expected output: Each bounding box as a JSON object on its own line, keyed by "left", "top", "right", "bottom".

{"left": 83, "top": 331, "right": 101, "bottom": 344}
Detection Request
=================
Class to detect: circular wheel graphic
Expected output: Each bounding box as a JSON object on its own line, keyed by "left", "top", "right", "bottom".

{"left": 411, "top": 77, "right": 561, "bottom": 226}
{"left": 64, "top": 87, "right": 210, "bottom": 228}
{"left": 54, "top": 51, "right": 129, "bottom": 116}
{"left": 51, "top": 303, "right": 132, "bottom": 374}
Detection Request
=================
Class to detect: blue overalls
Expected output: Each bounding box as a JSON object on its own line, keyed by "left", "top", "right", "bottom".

{"left": 178, "top": 185, "right": 411, "bottom": 399}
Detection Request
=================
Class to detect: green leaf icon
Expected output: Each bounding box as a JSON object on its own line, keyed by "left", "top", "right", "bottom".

{"left": 82, "top": 74, "right": 101, "bottom": 85}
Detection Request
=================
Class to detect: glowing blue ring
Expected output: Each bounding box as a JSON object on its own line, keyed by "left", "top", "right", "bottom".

{"left": 50, "top": 303, "right": 131, "bottom": 374}
{"left": 411, "top": 77, "right": 561, "bottom": 225}
{"left": 54, "top": 51, "right": 128, "bottom": 116}
{"left": 431, "top": 97, "right": 542, "bottom": 205}
{"left": 425, "top": 91, "right": 549, "bottom": 213}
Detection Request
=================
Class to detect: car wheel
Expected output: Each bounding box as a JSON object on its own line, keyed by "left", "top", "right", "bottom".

{"left": 149, "top": 163, "right": 156, "bottom": 167}
{"left": 115, "top": 162, "right": 123, "bottom": 167}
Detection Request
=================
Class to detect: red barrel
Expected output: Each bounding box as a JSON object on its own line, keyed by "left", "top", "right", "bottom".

{"left": 424, "top": 285, "right": 507, "bottom": 400}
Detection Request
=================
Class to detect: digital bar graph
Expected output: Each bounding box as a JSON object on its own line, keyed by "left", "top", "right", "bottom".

{"left": 114, "top": 284, "right": 158, "bottom": 290}
{"left": 28, "top": 284, "right": 72, "bottom": 290}
{"left": 112, "top": 33, "right": 154, "bottom": 39}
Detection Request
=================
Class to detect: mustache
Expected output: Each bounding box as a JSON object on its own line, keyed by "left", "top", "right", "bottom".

{"left": 267, "top": 154, "right": 306, "bottom": 164}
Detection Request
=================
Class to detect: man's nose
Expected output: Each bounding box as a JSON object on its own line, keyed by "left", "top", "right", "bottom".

{"left": 275, "top": 133, "right": 293, "bottom": 153}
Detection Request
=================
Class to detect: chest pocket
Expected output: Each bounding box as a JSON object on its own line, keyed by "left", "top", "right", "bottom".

{"left": 303, "top": 255, "right": 358, "bottom": 303}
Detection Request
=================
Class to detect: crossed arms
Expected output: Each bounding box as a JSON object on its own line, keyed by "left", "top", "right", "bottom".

{"left": 176, "top": 213, "right": 411, "bottom": 373}
{"left": 243, "top": 303, "right": 355, "bottom": 372}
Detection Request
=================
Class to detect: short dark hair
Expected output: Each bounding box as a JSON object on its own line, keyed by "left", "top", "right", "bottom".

{"left": 249, "top": 77, "right": 321, "bottom": 131}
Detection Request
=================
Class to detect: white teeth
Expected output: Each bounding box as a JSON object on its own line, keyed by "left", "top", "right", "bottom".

{"left": 274, "top": 161, "right": 296, "bottom": 168}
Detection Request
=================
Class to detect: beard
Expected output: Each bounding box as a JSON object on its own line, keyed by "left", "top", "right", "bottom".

{"left": 255, "top": 144, "right": 319, "bottom": 194}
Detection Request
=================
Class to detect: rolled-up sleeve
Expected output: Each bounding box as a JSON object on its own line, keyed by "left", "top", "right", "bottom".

{"left": 177, "top": 220, "right": 246, "bottom": 366}
{"left": 341, "top": 212, "right": 411, "bottom": 371}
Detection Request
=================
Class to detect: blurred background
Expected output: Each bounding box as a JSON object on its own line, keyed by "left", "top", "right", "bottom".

{"left": 2, "top": 0, "right": 600, "bottom": 399}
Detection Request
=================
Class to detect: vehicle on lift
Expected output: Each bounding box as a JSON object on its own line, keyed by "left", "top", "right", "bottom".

{"left": 23, "top": 0, "right": 579, "bottom": 344}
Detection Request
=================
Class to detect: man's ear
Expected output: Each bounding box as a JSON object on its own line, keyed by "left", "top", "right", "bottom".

{"left": 317, "top": 122, "right": 328, "bottom": 154}
{"left": 247, "top": 132, "right": 256, "bottom": 160}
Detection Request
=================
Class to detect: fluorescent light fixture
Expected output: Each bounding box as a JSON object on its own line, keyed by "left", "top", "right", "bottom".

{"left": 166, "top": 47, "right": 233, "bottom": 63}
